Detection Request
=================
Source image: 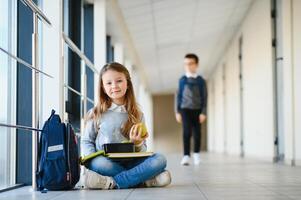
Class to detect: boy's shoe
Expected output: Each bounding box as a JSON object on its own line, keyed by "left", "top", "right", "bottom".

{"left": 145, "top": 170, "right": 171, "bottom": 187}
{"left": 180, "top": 155, "right": 190, "bottom": 165}
{"left": 84, "top": 169, "right": 116, "bottom": 189}
{"left": 193, "top": 152, "right": 201, "bottom": 165}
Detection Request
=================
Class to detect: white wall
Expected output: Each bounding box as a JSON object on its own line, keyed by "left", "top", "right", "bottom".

{"left": 207, "top": 79, "right": 215, "bottom": 151}
{"left": 269, "top": 0, "right": 301, "bottom": 166}
{"left": 212, "top": 66, "right": 225, "bottom": 153}
{"left": 292, "top": 0, "right": 301, "bottom": 164}
{"left": 281, "top": 0, "right": 294, "bottom": 165}
{"left": 137, "top": 85, "right": 154, "bottom": 151}
{"left": 208, "top": 0, "right": 275, "bottom": 160}
{"left": 41, "top": 0, "right": 63, "bottom": 122}
{"left": 209, "top": 0, "right": 301, "bottom": 165}
{"left": 241, "top": 0, "right": 274, "bottom": 159}
{"left": 224, "top": 40, "right": 241, "bottom": 155}
{"left": 114, "top": 43, "right": 124, "bottom": 64}
{"left": 130, "top": 69, "right": 154, "bottom": 151}
{"left": 94, "top": 0, "right": 106, "bottom": 104}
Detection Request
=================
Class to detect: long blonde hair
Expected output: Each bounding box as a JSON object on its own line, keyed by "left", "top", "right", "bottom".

{"left": 86, "top": 62, "right": 142, "bottom": 138}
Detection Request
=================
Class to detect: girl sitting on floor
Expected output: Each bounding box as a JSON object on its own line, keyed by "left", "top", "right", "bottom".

{"left": 81, "top": 62, "right": 171, "bottom": 189}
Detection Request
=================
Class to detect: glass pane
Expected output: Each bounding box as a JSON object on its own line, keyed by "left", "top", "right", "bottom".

{"left": 64, "top": 46, "right": 82, "bottom": 132}
{"left": 66, "top": 88, "right": 81, "bottom": 132}
{"left": 0, "top": 0, "right": 11, "bottom": 189}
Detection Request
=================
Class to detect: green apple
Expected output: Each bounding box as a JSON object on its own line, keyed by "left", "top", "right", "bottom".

{"left": 138, "top": 123, "right": 147, "bottom": 137}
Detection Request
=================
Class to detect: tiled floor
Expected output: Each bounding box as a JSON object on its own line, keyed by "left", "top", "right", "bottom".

{"left": 1, "top": 153, "right": 301, "bottom": 200}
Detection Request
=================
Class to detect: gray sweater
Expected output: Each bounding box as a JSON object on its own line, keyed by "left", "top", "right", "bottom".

{"left": 176, "top": 74, "right": 207, "bottom": 114}
{"left": 81, "top": 103, "right": 147, "bottom": 156}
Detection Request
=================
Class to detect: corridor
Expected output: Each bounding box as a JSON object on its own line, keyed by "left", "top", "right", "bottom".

{"left": 1, "top": 153, "right": 301, "bottom": 200}
{"left": 1, "top": 0, "right": 301, "bottom": 199}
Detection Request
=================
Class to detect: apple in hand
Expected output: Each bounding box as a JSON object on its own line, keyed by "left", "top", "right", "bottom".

{"left": 138, "top": 123, "right": 147, "bottom": 137}
{"left": 123, "top": 123, "right": 148, "bottom": 143}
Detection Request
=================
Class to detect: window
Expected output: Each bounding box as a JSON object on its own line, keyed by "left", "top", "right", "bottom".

{"left": 106, "top": 35, "right": 114, "bottom": 63}
{"left": 0, "top": 0, "right": 17, "bottom": 189}
{"left": 63, "top": 0, "right": 96, "bottom": 133}
{"left": 16, "top": 0, "right": 35, "bottom": 185}
{"left": 64, "top": 0, "right": 82, "bottom": 131}
{"left": 84, "top": 4, "right": 95, "bottom": 111}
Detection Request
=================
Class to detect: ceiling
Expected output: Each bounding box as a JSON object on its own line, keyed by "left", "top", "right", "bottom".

{"left": 117, "top": 0, "right": 254, "bottom": 94}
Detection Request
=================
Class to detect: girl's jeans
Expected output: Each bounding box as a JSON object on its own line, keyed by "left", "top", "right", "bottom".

{"left": 87, "top": 153, "right": 167, "bottom": 189}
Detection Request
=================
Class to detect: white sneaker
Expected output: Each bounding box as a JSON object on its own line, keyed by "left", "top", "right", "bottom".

{"left": 145, "top": 170, "right": 171, "bottom": 187}
{"left": 84, "top": 169, "right": 115, "bottom": 189}
{"left": 180, "top": 155, "right": 190, "bottom": 165}
{"left": 193, "top": 153, "right": 201, "bottom": 165}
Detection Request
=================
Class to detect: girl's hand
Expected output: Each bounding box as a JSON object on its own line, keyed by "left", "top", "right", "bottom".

{"left": 129, "top": 124, "right": 149, "bottom": 145}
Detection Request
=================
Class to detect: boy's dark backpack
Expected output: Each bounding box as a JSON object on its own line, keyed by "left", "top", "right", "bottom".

{"left": 37, "top": 110, "right": 80, "bottom": 190}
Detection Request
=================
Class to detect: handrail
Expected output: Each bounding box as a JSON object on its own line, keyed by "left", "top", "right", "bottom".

{"left": 64, "top": 84, "right": 95, "bottom": 104}
{"left": 0, "top": 123, "right": 42, "bottom": 132}
{"left": 62, "top": 33, "right": 99, "bottom": 75}
{"left": 0, "top": 46, "right": 54, "bottom": 78}
{"left": 20, "top": 0, "right": 51, "bottom": 26}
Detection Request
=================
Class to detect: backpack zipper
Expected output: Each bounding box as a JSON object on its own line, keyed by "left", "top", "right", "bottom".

{"left": 67, "top": 124, "right": 72, "bottom": 185}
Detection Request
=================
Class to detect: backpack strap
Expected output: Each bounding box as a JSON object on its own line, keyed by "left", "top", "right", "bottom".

{"left": 177, "top": 76, "right": 187, "bottom": 112}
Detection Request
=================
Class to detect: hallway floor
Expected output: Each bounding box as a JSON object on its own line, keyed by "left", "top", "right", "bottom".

{"left": 1, "top": 153, "right": 301, "bottom": 200}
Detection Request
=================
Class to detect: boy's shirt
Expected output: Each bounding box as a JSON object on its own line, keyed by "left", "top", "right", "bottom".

{"left": 185, "top": 72, "right": 198, "bottom": 78}
{"left": 176, "top": 74, "right": 207, "bottom": 114}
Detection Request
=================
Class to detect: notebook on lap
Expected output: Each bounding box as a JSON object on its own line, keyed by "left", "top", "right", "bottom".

{"left": 80, "top": 143, "right": 153, "bottom": 165}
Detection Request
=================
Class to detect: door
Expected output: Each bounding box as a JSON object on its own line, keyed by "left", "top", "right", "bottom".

{"left": 239, "top": 36, "right": 244, "bottom": 157}
{"left": 222, "top": 64, "right": 227, "bottom": 153}
{"left": 272, "top": 0, "right": 285, "bottom": 162}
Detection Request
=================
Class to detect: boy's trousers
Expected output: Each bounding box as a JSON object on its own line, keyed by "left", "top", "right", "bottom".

{"left": 180, "top": 108, "right": 202, "bottom": 156}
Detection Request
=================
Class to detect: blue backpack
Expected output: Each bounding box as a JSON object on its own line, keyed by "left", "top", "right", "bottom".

{"left": 37, "top": 110, "right": 80, "bottom": 190}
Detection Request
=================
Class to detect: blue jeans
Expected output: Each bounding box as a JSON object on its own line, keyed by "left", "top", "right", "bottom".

{"left": 87, "top": 153, "right": 167, "bottom": 189}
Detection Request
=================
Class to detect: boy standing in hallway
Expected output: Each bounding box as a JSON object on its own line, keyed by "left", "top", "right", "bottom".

{"left": 175, "top": 54, "right": 207, "bottom": 165}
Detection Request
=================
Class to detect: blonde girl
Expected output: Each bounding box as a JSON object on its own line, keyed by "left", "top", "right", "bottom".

{"left": 81, "top": 62, "right": 171, "bottom": 189}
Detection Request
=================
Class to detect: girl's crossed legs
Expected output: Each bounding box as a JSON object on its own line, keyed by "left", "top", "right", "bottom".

{"left": 88, "top": 153, "right": 167, "bottom": 189}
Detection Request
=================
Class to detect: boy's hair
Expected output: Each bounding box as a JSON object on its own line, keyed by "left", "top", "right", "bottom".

{"left": 86, "top": 62, "right": 142, "bottom": 138}
{"left": 184, "top": 53, "right": 199, "bottom": 64}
